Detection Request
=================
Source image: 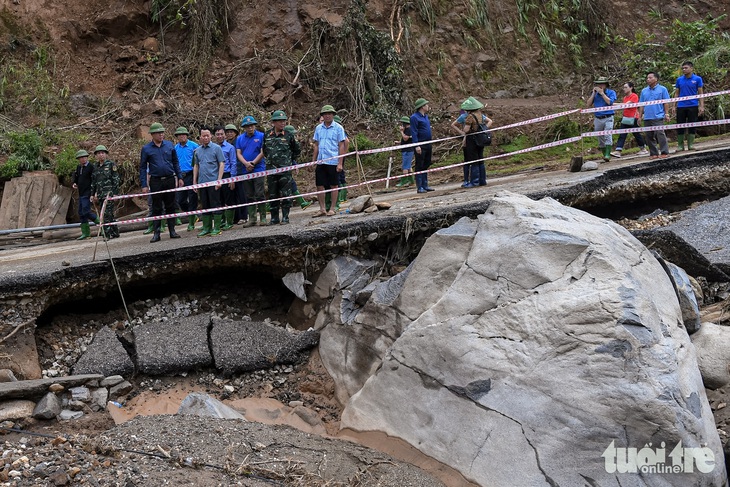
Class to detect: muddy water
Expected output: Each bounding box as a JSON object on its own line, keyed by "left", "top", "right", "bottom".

{"left": 108, "top": 386, "right": 477, "bottom": 487}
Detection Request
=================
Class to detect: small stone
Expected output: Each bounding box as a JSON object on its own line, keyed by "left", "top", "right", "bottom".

{"left": 69, "top": 387, "right": 91, "bottom": 402}
{"left": 9, "top": 470, "right": 21, "bottom": 478}
{"left": 61, "top": 261, "right": 70, "bottom": 267}
{"left": 0, "top": 370, "right": 17, "bottom": 383}
{"left": 58, "top": 410, "right": 83, "bottom": 421}
{"left": 67, "top": 400, "right": 86, "bottom": 411}
{"left": 288, "top": 400, "right": 304, "bottom": 408}
{"left": 100, "top": 375, "right": 124, "bottom": 387}
{"left": 109, "top": 381, "right": 133, "bottom": 398}
{"left": 223, "top": 385, "right": 234, "bottom": 393}
{"left": 48, "top": 384, "right": 65, "bottom": 393}
{"left": 284, "top": 367, "right": 293, "bottom": 373}
{"left": 91, "top": 388, "right": 109, "bottom": 410}
{"left": 33, "top": 393, "right": 62, "bottom": 420}
{"left": 718, "top": 402, "right": 727, "bottom": 410}
{"left": 68, "top": 467, "right": 81, "bottom": 478}
{"left": 49, "top": 470, "right": 69, "bottom": 485}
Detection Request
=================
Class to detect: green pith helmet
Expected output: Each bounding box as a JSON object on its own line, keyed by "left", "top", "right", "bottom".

{"left": 333, "top": 115, "right": 343, "bottom": 124}
{"left": 241, "top": 115, "right": 257, "bottom": 126}
{"left": 320, "top": 104, "right": 336, "bottom": 114}
{"left": 93, "top": 145, "right": 108, "bottom": 154}
{"left": 224, "top": 124, "right": 239, "bottom": 133}
{"left": 149, "top": 122, "right": 165, "bottom": 133}
{"left": 593, "top": 76, "right": 610, "bottom": 86}
{"left": 460, "top": 96, "right": 484, "bottom": 111}
{"left": 75, "top": 149, "right": 89, "bottom": 159}
{"left": 271, "top": 110, "right": 288, "bottom": 121}
{"left": 284, "top": 125, "right": 297, "bottom": 134}
{"left": 414, "top": 98, "right": 429, "bottom": 109}
{"left": 399, "top": 116, "right": 411, "bottom": 124}
{"left": 174, "top": 126, "right": 189, "bottom": 136}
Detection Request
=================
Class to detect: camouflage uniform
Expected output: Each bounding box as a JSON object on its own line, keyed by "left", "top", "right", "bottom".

{"left": 91, "top": 159, "right": 121, "bottom": 238}
{"left": 263, "top": 128, "right": 300, "bottom": 223}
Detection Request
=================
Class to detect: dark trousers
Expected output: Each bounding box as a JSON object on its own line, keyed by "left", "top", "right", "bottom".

{"left": 220, "top": 172, "right": 236, "bottom": 206}
{"left": 677, "top": 106, "right": 699, "bottom": 135}
{"left": 414, "top": 144, "right": 432, "bottom": 190}
{"left": 78, "top": 195, "right": 97, "bottom": 224}
{"left": 243, "top": 174, "right": 266, "bottom": 202}
{"left": 615, "top": 119, "right": 646, "bottom": 150}
{"left": 462, "top": 147, "right": 469, "bottom": 183}
{"left": 199, "top": 186, "right": 222, "bottom": 215}
{"left": 234, "top": 162, "right": 248, "bottom": 221}
{"left": 149, "top": 176, "right": 177, "bottom": 232}
{"left": 465, "top": 144, "right": 486, "bottom": 186}
{"left": 176, "top": 171, "right": 198, "bottom": 213}
{"left": 268, "top": 172, "right": 293, "bottom": 211}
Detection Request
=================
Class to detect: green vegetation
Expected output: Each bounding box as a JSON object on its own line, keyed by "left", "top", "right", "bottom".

{"left": 514, "top": 0, "right": 608, "bottom": 68}
{"left": 150, "top": 0, "right": 230, "bottom": 83}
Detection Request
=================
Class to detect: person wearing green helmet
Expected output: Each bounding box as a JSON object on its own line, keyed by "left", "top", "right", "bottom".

{"left": 263, "top": 110, "right": 300, "bottom": 224}
{"left": 139, "top": 122, "right": 184, "bottom": 243}
{"left": 72, "top": 149, "right": 98, "bottom": 240}
{"left": 461, "top": 96, "right": 493, "bottom": 187}
{"left": 213, "top": 125, "right": 238, "bottom": 231}
{"left": 90, "top": 145, "right": 120, "bottom": 239}
{"left": 235, "top": 115, "right": 267, "bottom": 226}
{"left": 396, "top": 116, "right": 414, "bottom": 187}
{"left": 173, "top": 126, "right": 200, "bottom": 232}
{"left": 587, "top": 76, "right": 617, "bottom": 162}
{"left": 312, "top": 104, "right": 347, "bottom": 217}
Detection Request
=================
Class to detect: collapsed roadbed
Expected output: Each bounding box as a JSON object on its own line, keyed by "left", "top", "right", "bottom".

{"left": 2, "top": 147, "right": 730, "bottom": 374}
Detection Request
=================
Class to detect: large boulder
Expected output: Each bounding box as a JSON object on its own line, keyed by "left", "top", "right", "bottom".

{"left": 332, "top": 191, "right": 725, "bottom": 486}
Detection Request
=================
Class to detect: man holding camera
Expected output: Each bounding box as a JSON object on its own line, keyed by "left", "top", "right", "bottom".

{"left": 587, "top": 76, "right": 617, "bottom": 162}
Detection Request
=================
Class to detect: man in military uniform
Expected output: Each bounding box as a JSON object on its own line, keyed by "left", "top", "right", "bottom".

{"left": 72, "top": 149, "right": 97, "bottom": 240}
{"left": 90, "top": 145, "right": 120, "bottom": 239}
{"left": 139, "top": 122, "right": 183, "bottom": 243}
{"left": 263, "top": 110, "right": 300, "bottom": 225}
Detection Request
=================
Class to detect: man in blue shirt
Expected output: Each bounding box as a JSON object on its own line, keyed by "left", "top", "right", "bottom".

{"left": 410, "top": 98, "right": 434, "bottom": 193}
{"left": 193, "top": 127, "right": 225, "bottom": 237}
{"left": 638, "top": 72, "right": 671, "bottom": 159}
{"left": 139, "top": 122, "right": 183, "bottom": 243}
{"left": 674, "top": 61, "right": 704, "bottom": 151}
{"left": 214, "top": 125, "right": 238, "bottom": 230}
{"left": 312, "top": 104, "right": 346, "bottom": 217}
{"left": 236, "top": 116, "right": 266, "bottom": 226}
{"left": 174, "top": 126, "right": 199, "bottom": 231}
{"left": 587, "top": 77, "right": 617, "bottom": 162}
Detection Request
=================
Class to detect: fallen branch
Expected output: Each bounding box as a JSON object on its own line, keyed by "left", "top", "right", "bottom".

{"left": 0, "top": 319, "right": 34, "bottom": 346}
{"left": 55, "top": 108, "right": 120, "bottom": 131}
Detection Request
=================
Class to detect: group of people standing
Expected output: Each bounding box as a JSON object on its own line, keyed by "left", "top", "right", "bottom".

{"left": 135, "top": 105, "right": 349, "bottom": 243}
{"left": 396, "top": 96, "right": 493, "bottom": 192}
{"left": 72, "top": 145, "right": 120, "bottom": 240}
{"left": 587, "top": 61, "right": 705, "bottom": 161}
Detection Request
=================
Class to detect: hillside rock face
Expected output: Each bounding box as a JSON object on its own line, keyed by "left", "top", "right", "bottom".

{"left": 319, "top": 191, "right": 725, "bottom": 486}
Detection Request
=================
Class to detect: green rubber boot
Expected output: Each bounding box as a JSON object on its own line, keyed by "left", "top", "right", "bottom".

{"left": 687, "top": 134, "right": 696, "bottom": 150}
{"left": 677, "top": 134, "right": 685, "bottom": 151}
{"left": 175, "top": 217, "right": 182, "bottom": 226}
{"left": 221, "top": 210, "right": 235, "bottom": 231}
{"left": 77, "top": 222, "right": 91, "bottom": 240}
{"left": 187, "top": 215, "right": 197, "bottom": 232}
{"left": 197, "top": 215, "right": 212, "bottom": 237}
{"left": 337, "top": 184, "right": 347, "bottom": 204}
{"left": 143, "top": 221, "right": 154, "bottom": 235}
{"left": 246, "top": 206, "right": 258, "bottom": 227}
{"left": 295, "top": 190, "right": 312, "bottom": 209}
{"left": 257, "top": 204, "right": 267, "bottom": 226}
{"left": 396, "top": 177, "right": 407, "bottom": 187}
{"left": 408, "top": 175, "right": 415, "bottom": 185}
{"left": 211, "top": 214, "right": 223, "bottom": 236}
